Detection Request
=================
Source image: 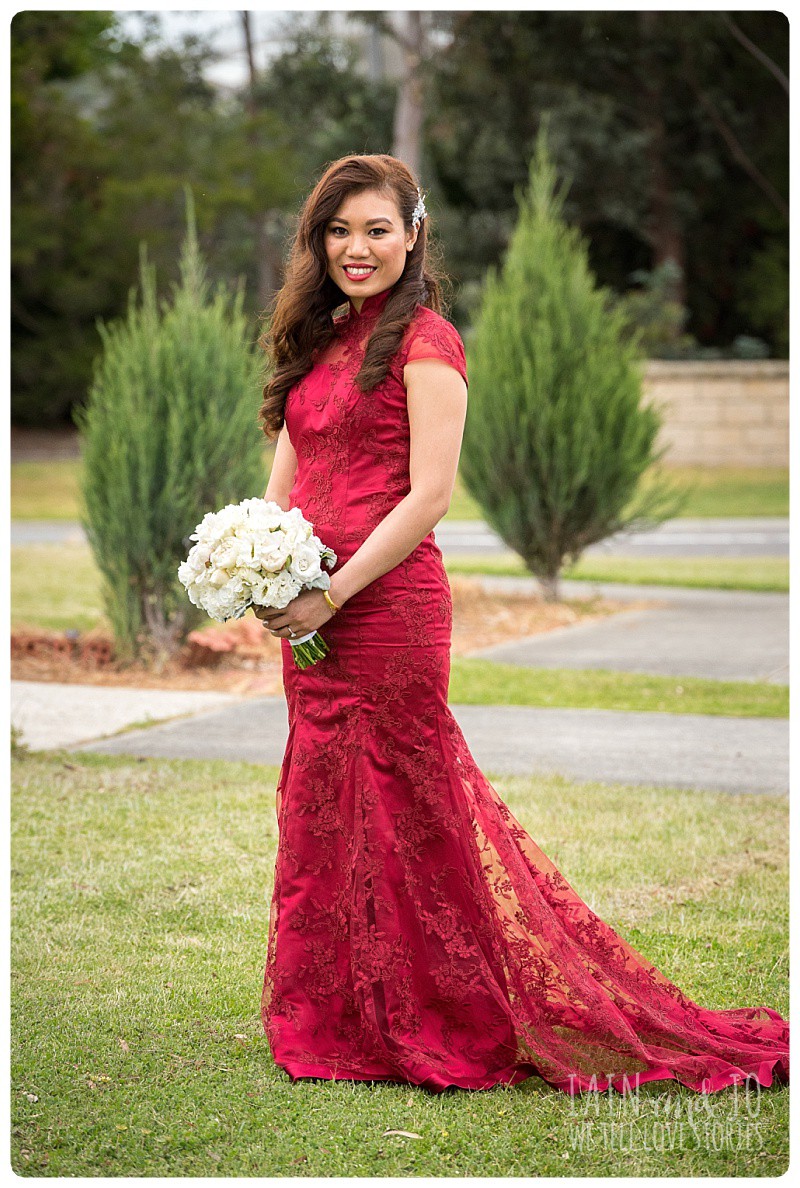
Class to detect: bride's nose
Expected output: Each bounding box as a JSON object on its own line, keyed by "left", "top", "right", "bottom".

{"left": 347, "top": 235, "right": 372, "bottom": 256}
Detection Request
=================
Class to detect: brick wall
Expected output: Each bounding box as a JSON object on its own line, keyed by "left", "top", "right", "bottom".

{"left": 643, "top": 360, "right": 788, "bottom": 468}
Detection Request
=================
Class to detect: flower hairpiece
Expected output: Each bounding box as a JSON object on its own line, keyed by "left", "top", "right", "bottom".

{"left": 411, "top": 187, "right": 427, "bottom": 231}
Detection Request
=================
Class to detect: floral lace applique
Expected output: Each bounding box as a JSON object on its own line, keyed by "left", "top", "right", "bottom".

{"left": 262, "top": 295, "right": 789, "bottom": 1096}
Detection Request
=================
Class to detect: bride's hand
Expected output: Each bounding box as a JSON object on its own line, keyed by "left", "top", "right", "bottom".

{"left": 252, "top": 589, "right": 337, "bottom": 638}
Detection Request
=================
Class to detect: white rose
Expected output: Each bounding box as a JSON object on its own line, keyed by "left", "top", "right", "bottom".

{"left": 280, "top": 507, "right": 312, "bottom": 540}
{"left": 258, "top": 500, "right": 287, "bottom": 530}
{"left": 288, "top": 542, "right": 323, "bottom": 583}
{"left": 283, "top": 524, "right": 307, "bottom": 552}
{"left": 256, "top": 531, "right": 290, "bottom": 573}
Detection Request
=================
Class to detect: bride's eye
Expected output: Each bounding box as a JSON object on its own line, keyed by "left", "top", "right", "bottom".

{"left": 328, "top": 227, "right": 386, "bottom": 236}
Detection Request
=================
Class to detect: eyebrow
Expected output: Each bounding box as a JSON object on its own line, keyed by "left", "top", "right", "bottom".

{"left": 328, "top": 216, "right": 394, "bottom": 226}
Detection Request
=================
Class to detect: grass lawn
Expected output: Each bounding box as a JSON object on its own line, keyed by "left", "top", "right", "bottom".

{"left": 12, "top": 544, "right": 109, "bottom": 633}
{"left": 11, "top": 747, "right": 789, "bottom": 1177}
{"left": 10, "top": 459, "right": 86, "bottom": 521}
{"left": 10, "top": 459, "right": 789, "bottom": 521}
{"left": 447, "top": 554, "right": 789, "bottom": 594}
{"left": 447, "top": 466, "right": 789, "bottom": 522}
{"left": 448, "top": 659, "right": 788, "bottom": 719}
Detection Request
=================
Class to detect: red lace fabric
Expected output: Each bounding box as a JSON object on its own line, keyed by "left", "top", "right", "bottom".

{"left": 260, "top": 283, "right": 789, "bottom": 1095}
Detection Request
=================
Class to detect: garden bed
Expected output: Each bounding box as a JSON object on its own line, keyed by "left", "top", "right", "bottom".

{"left": 10, "top": 575, "right": 655, "bottom": 696}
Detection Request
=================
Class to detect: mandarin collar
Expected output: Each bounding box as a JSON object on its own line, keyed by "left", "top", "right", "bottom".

{"left": 346, "top": 282, "right": 395, "bottom": 320}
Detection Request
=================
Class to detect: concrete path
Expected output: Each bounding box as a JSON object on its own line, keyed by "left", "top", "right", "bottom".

{"left": 10, "top": 681, "right": 787, "bottom": 796}
{"left": 469, "top": 578, "right": 789, "bottom": 685}
{"left": 438, "top": 517, "right": 789, "bottom": 558}
{"left": 11, "top": 516, "right": 790, "bottom": 557}
{"left": 10, "top": 680, "right": 246, "bottom": 751}
{"left": 67, "top": 698, "right": 790, "bottom": 797}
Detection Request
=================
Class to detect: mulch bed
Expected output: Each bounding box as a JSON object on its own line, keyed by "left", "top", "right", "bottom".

{"left": 11, "top": 575, "right": 657, "bottom": 697}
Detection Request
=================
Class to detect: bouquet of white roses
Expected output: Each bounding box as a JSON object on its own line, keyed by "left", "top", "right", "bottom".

{"left": 177, "top": 498, "right": 337, "bottom": 669}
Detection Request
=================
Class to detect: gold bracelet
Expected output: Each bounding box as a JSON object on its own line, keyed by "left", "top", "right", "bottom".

{"left": 323, "top": 589, "right": 341, "bottom": 614}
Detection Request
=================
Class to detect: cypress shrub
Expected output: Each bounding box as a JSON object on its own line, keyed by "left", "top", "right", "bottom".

{"left": 73, "top": 187, "right": 266, "bottom": 665}
{"left": 461, "top": 123, "right": 687, "bottom": 601}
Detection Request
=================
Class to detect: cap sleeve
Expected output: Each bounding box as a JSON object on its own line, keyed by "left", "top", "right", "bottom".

{"left": 400, "top": 315, "right": 469, "bottom": 388}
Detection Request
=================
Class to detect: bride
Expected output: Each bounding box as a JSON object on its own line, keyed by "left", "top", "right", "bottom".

{"left": 254, "top": 151, "right": 789, "bottom": 1096}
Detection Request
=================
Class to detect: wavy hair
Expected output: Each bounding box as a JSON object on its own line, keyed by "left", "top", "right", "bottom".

{"left": 258, "top": 153, "right": 450, "bottom": 440}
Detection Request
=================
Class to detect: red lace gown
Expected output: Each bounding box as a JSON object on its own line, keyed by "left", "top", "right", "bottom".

{"left": 260, "top": 283, "right": 789, "bottom": 1095}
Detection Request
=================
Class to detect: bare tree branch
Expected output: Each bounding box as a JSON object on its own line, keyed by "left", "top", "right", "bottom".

{"left": 10, "top": 294, "right": 44, "bottom": 335}
{"left": 239, "top": 11, "right": 257, "bottom": 115}
{"left": 681, "top": 39, "right": 788, "bottom": 222}
{"left": 720, "top": 12, "right": 789, "bottom": 95}
{"left": 354, "top": 11, "right": 416, "bottom": 57}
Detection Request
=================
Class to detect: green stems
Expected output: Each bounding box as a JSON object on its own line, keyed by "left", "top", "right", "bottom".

{"left": 290, "top": 630, "right": 330, "bottom": 669}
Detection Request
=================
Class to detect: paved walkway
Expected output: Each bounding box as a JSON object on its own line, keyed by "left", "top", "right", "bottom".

{"left": 10, "top": 681, "right": 244, "bottom": 751}
{"left": 11, "top": 516, "right": 790, "bottom": 558}
{"left": 470, "top": 578, "right": 789, "bottom": 684}
{"left": 439, "top": 517, "right": 789, "bottom": 558}
{"left": 67, "top": 696, "right": 787, "bottom": 796}
{"left": 11, "top": 676, "right": 787, "bottom": 796}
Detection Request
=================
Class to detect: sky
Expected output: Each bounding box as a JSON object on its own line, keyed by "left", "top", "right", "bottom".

{"left": 115, "top": 9, "right": 303, "bottom": 90}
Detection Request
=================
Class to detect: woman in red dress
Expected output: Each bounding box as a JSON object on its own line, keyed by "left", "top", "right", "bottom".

{"left": 255, "top": 153, "right": 788, "bottom": 1095}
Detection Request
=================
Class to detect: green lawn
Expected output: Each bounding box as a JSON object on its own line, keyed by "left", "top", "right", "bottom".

{"left": 11, "top": 746, "right": 789, "bottom": 1177}
{"left": 447, "top": 466, "right": 789, "bottom": 521}
{"left": 447, "top": 554, "right": 789, "bottom": 594}
{"left": 11, "top": 459, "right": 87, "bottom": 521}
{"left": 11, "top": 544, "right": 108, "bottom": 634}
{"left": 449, "top": 659, "right": 788, "bottom": 718}
{"left": 10, "top": 458, "right": 790, "bottom": 521}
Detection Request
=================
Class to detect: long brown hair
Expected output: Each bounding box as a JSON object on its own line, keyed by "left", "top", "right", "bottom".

{"left": 258, "top": 153, "right": 450, "bottom": 440}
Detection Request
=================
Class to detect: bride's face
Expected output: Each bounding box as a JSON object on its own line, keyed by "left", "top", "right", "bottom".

{"left": 324, "top": 188, "right": 418, "bottom": 308}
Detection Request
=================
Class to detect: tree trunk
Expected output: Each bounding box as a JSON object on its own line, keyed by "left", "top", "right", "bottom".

{"left": 256, "top": 212, "right": 282, "bottom": 312}
{"left": 140, "top": 592, "right": 187, "bottom": 670}
{"left": 240, "top": 12, "right": 283, "bottom": 310}
{"left": 639, "top": 11, "right": 687, "bottom": 306}
{"left": 392, "top": 11, "right": 426, "bottom": 178}
{"left": 537, "top": 573, "right": 561, "bottom": 603}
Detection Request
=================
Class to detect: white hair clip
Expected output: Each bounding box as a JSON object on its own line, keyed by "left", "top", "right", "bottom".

{"left": 411, "top": 187, "right": 427, "bottom": 231}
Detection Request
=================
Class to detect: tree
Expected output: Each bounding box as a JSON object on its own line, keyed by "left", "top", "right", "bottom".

{"left": 460, "top": 126, "right": 686, "bottom": 602}
{"left": 427, "top": 10, "right": 788, "bottom": 354}
{"left": 74, "top": 189, "right": 267, "bottom": 666}
{"left": 252, "top": 16, "right": 396, "bottom": 178}
{"left": 11, "top": 11, "right": 121, "bottom": 424}
{"left": 11, "top": 11, "right": 296, "bottom": 425}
